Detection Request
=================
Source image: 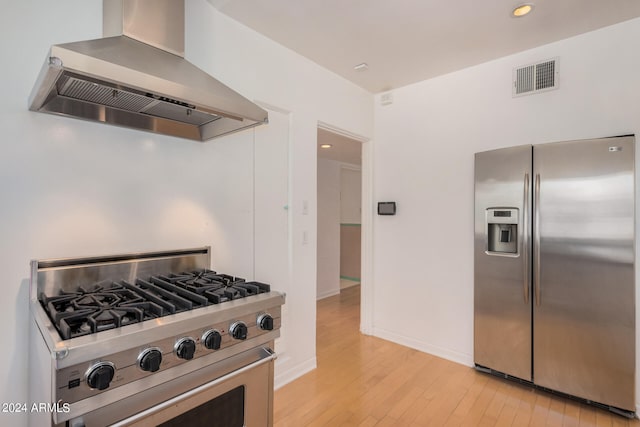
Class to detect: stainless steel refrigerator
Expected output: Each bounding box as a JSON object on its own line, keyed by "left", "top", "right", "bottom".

{"left": 474, "top": 135, "right": 635, "bottom": 415}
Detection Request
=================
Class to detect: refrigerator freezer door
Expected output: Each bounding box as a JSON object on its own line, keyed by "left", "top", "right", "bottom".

{"left": 474, "top": 145, "right": 532, "bottom": 381}
{"left": 533, "top": 136, "right": 635, "bottom": 411}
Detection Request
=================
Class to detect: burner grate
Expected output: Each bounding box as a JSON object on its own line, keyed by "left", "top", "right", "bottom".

{"left": 39, "top": 270, "right": 271, "bottom": 340}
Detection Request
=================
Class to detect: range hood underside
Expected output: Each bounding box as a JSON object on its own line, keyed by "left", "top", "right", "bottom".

{"left": 36, "top": 72, "right": 245, "bottom": 141}
{"left": 33, "top": 71, "right": 262, "bottom": 142}
{"left": 29, "top": 36, "right": 268, "bottom": 141}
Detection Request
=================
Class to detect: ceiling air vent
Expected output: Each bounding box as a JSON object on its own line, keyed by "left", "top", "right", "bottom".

{"left": 513, "top": 58, "right": 558, "bottom": 97}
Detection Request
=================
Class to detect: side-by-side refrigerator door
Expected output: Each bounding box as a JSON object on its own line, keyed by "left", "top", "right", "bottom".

{"left": 474, "top": 145, "right": 532, "bottom": 381}
{"left": 533, "top": 136, "right": 635, "bottom": 412}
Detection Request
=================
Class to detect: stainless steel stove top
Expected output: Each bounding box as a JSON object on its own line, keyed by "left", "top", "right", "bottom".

{"left": 29, "top": 247, "right": 285, "bottom": 426}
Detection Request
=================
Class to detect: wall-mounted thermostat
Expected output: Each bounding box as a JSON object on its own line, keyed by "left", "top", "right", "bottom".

{"left": 377, "top": 202, "right": 396, "bottom": 215}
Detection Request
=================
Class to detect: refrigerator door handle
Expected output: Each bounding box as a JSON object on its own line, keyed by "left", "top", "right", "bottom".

{"left": 523, "top": 173, "right": 530, "bottom": 303}
{"left": 534, "top": 173, "right": 541, "bottom": 306}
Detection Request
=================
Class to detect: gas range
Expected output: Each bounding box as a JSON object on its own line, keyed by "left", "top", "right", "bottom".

{"left": 28, "top": 247, "right": 285, "bottom": 426}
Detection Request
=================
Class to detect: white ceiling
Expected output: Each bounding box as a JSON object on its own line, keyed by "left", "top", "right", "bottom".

{"left": 317, "top": 128, "right": 362, "bottom": 166}
{"left": 207, "top": 0, "right": 640, "bottom": 93}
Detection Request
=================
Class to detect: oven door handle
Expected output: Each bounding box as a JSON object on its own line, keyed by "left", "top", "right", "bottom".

{"left": 110, "top": 347, "right": 277, "bottom": 427}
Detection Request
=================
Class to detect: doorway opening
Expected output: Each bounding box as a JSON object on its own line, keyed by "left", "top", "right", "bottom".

{"left": 316, "top": 126, "right": 363, "bottom": 306}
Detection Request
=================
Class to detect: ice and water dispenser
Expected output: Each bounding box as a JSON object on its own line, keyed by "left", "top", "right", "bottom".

{"left": 486, "top": 208, "right": 518, "bottom": 254}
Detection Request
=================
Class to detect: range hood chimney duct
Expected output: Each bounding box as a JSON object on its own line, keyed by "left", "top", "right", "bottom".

{"left": 29, "top": 0, "right": 268, "bottom": 141}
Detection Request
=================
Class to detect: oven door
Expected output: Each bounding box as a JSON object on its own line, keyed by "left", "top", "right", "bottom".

{"left": 64, "top": 347, "right": 276, "bottom": 427}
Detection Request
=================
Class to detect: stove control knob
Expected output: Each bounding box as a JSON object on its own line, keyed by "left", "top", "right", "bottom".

{"left": 138, "top": 347, "right": 163, "bottom": 372}
{"left": 86, "top": 362, "right": 115, "bottom": 391}
{"left": 230, "top": 321, "right": 248, "bottom": 340}
{"left": 257, "top": 314, "right": 274, "bottom": 331}
{"left": 175, "top": 338, "right": 197, "bottom": 360}
{"left": 202, "top": 330, "right": 222, "bottom": 350}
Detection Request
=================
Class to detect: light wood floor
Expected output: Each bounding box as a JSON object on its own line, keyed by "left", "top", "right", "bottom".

{"left": 274, "top": 286, "right": 639, "bottom": 426}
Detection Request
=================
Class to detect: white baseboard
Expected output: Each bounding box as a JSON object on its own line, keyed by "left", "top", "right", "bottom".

{"left": 274, "top": 356, "right": 317, "bottom": 390}
{"left": 316, "top": 289, "right": 340, "bottom": 300}
{"left": 372, "top": 327, "right": 474, "bottom": 367}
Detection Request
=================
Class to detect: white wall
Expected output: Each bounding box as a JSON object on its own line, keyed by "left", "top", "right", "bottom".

{"left": 254, "top": 108, "right": 292, "bottom": 358}
{"left": 185, "top": 0, "right": 373, "bottom": 387}
{"left": 0, "top": 1, "right": 373, "bottom": 425}
{"left": 340, "top": 167, "right": 362, "bottom": 224}
{"left": 340, "top": 166, "right": 362, "bottom": 281}
{"left": 371, "top": 16, "right": 640, "bottom": 406}
{"left": 317, "top": 159, "right": 341, "bottom": 299}
{"left": 316, "top": 161, "right": 363, "bottom": 298}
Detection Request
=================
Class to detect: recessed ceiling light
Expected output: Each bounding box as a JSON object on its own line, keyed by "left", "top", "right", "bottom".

{"left": 320, "top": 144, "right": 332, "bottom": 149}
{"left": 354, "top": 63, "right": 369, "bottom": 72}
{"left": 512, "top": 3, "right": 534, "bottom": 17}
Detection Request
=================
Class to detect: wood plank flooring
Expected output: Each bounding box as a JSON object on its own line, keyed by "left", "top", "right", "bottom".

{"left": 274, "top": 286, "right": 639, "bottom": 426}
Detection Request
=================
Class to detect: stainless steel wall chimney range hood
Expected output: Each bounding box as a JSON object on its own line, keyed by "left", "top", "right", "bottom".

{"left": 28, "top": 0, "right": 268, "bottom": 141}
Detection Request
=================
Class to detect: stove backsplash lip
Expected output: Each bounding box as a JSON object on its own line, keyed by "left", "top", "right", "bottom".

{"left": 31, "top": 291, "right": 285, "bottom": 368}
{"left": 33, "top": 247, "right": 211, "bottom": 270}
{"left": 30, "top": 246, "right": 212, "bottom": 302}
